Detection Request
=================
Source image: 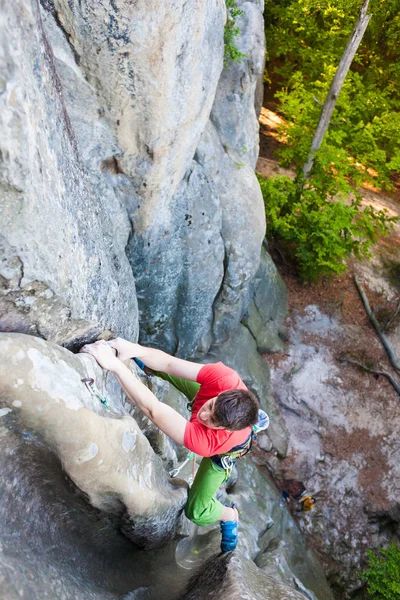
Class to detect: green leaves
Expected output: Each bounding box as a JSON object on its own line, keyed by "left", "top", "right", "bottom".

{"left": 264, "top": 0, "right": 400, "bottom": 190}
{"left": 224, "top": 0, "right": 246, "bottom": 66}
{"left": 257, "top": 173, "right": 395, "bottom": 281}
{"left": 259, "top": 0, "right": 399, "bottom": 280}
{"left": 361, "top": 542, "right": 400, "bottom": 599}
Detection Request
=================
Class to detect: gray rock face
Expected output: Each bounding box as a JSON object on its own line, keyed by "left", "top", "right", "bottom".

{"left": 52, "top": 0, "right": 225, "bottom": 210}
{"left": 0, "top": 333, "right": 186, "bottom": 546}
{"left": 126, "top": 0, "right": 268, "bottom": 356}
{"left": 126, "top": 160, "right": 225, "bottom": 356}
{"left": 0, "top": 0, "right": 277, "bottom": 361}
{"left": 245, "top": 245, "right": 288, "bottom": 353}
{"left": 195, "top": 122, "right": 266, "bottom": 349}
{"left": 180, "top": 552, "right": 306, "bottom": 600}
{"left": 210, "top": 0, "right": 266, "bottom": 170}
{"left": 0, "top": 2, "right": 138, "bottom": 348}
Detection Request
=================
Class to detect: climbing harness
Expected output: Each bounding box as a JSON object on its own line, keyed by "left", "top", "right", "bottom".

{"left": 211, "top": 434, "right": 253, "bottom": 478}
{"left": 169, "top": 451, "right": 196, "bottom": 482}
{"left": 81, "top": 378, "right": 111, "bottom": 410}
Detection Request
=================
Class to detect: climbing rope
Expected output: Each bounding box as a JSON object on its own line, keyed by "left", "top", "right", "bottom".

{"left": 81, "top": 378, "right": 111, "bottom": 410}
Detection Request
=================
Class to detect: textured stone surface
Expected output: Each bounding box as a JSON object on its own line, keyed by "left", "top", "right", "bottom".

{"left": 269, "top": 305, "right": 400, "bottom": 592}
{"left": 0, "top": 333, "right": 186, "bottom": 546}
{"left": 52, "top": 0, "right": 225, "bottom": 213}
{"left": 245, "top": 245, "right": 288, "bottom": 353}
{"left": 179, "top": 552, "right": 306, "bottom": 600}
{"left": 0, "top": 2, "right": 138, "bottom": 347}
{"left": 195, "top": 122, "right": 266, "bottom": 349}
{"left": 0, "top": 0, "right": 278, "bottom": 361}
{"left": 210, "top": 0, "right": 266, "bottom": 169}
{"left": 127, "top": 161, "right": 225, "bottom": 356}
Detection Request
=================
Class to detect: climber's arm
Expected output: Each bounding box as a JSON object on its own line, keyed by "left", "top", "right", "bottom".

{"left": 79, "top": 341, "right": 187, "bottom": 445}
{"left": 108, "top": 338, "right": 202, "bottom": 382}
{"left": 112, "top": 361, "right": 187, "bottom": 444}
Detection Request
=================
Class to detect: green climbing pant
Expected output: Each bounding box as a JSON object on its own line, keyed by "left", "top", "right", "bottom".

{"left": 152, "top": 370, "right": 228, "bottom": 526}
{"left": 151, "top": 370, "right": 200, "bottom": 403}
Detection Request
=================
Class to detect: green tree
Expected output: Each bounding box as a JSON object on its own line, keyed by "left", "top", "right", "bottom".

{"left": 264, "top": 0, "right": 400, "bottom": 188}
{"left": 258, "top": 172, "right": 394, "bottom": 281}
{"left": 361, "top": 542, "right": 400, "bottom": 599}
{"left": 224, "top": 0, "right": 246, "bottom": 65}
{"left": 259, "top": 0, "right": 399, "bottom": 280}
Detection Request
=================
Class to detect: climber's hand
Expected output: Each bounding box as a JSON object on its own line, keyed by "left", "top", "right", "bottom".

{"left": 107, "top": 337, "right": 140, "bottom": 362}
{"left": 80, "top": 340, "right": 121, "bottom": 371}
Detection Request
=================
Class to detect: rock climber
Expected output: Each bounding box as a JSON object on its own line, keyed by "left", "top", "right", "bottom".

{"left": 297, "top": 495, "right": 317, "bottom": 512}
{"left": 80, "top": 338, "right": 269, "bottom": 552}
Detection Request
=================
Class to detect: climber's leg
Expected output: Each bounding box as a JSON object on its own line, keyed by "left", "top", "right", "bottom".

{"left": 150, "top": 370, "right": 200, "bottom": 403}
{"left": 184, "top": 457, "right": 227, "bottom": 526}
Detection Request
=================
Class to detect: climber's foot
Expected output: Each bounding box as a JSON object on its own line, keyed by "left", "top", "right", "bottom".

{"left": 220, "top": 504, "right": 239, "bottom": 552}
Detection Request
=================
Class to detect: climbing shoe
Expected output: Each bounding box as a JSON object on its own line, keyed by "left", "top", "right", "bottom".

{"left": 133, "top": 357, "right": 147, "bottom": 372}
{"left": 220, "top": 504, "right": 238, "bottom": 552}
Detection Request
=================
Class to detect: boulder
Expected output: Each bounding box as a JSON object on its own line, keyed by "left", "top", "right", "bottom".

{"left": 179, "top": 552, "right": 306, "bottom": 600}
{"left": 0, "top": 333, "right": 187, "bottom": 547}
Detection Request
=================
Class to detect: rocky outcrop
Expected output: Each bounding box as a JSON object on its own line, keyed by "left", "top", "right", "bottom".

{"left": 0, "top": 331, "right": 333, "bottom": 600}
{"left": 0, "top": 1, "right": 335, "bottom": 598}
{"left": 1, "top": 0, "right": 270, "bottom": 359}
{"left": 180, "top": 552, "right": 306, "bottom": 600}
{"left": 0, "top": 3, "right": 138, "bottom": 348}
{"left": 0, "top": 333, "right": 187, "bottom": 546}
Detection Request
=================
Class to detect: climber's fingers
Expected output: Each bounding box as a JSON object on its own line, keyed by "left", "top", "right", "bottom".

{"left": 79, "top": 341, "right": 119, "bottom": 371}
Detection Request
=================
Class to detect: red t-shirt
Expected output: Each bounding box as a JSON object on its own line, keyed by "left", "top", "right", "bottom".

{"left": 183, "top": 362, "right": 251, "bottom": 457}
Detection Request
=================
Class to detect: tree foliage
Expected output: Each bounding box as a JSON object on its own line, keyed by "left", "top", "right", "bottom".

{"left": 360, "top": 542, "right": 400, "bottom": 599}
{"left": 258, "top": 173, "right": 393, "bottom": 281}
{"left": 224, "top": 0, "right": 246, "bottom": 65}
{"left": 264, "top": 0, "right": 400, "bottom": 189}
{"left": 260, "top": 0, "right": 399, "bottom": 280}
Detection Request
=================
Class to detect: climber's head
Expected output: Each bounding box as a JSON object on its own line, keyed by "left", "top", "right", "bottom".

{"left": 196, "top": 389, "right": 259, "bottom": 431}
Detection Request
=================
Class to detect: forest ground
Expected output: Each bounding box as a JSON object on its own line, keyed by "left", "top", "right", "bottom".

{"left": 256, "top": 103, "right": 400, "bottom": 596}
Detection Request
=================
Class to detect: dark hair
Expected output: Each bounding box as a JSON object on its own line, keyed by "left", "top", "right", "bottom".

{"left": 212, "top": 389, "right": 259, "bottom": 431}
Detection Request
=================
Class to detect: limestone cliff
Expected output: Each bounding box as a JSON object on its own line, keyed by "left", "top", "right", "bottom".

{"left": 1, "top": 0, "right": 279, "bottom": 358}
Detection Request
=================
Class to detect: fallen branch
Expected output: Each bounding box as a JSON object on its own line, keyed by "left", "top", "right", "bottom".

{"left": 384, "top": 297, "right": 400, "bottom": 331}
{"left": 340, "top": 358, "right": 400, "bottom": 396}
{"left": 354, "top": 276, "right": 400, "bottom": 372}
{"left": 274, "top": 245, "right": 289, "bottom": 266}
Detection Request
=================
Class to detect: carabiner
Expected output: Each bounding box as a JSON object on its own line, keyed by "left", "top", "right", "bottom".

{"left": 81, "top": 378, "right": 111, "bottom": 410}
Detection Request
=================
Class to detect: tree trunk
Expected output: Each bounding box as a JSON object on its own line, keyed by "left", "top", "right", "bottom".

{"left": 303, "top": 0, "right": 372, "bottom": 179}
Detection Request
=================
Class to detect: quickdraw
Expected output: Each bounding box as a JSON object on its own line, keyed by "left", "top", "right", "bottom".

{"left": 169, "top": 451, "right": 196, "bottom": 482}
{"left": 81, "top": 378, "right": 111, "bottom": 410}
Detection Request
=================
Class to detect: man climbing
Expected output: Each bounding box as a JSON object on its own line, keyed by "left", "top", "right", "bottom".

{"left": 80, "top": 338, "right": 269, "bottom": 552}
